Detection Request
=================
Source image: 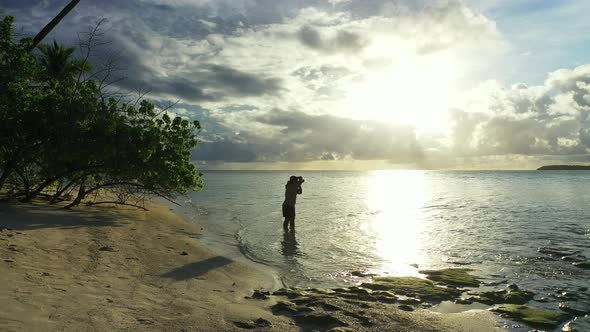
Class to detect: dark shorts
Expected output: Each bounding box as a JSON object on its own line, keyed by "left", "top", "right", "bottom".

{"left": 282, "top": 203, "right": 295, "bottom": 218}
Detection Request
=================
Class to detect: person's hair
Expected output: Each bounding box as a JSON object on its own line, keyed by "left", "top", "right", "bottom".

{"left": 289, "top": 175, "right": 297, "bottom": 182}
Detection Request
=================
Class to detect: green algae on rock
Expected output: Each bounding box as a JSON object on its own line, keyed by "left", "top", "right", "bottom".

{"left": 491, "top": 304, "right": 571, "bottom": 329}
{"left": 504, "top": 290, "right": 535, "bottom": 304}
{"left": 360, "top": 276, "right": 461, "bottom": 301}
{"left": 470, "top": 289, "right": 534, "bottom": 305}
{"left": 419, "top": 268, "right": 481, "bottom": 287}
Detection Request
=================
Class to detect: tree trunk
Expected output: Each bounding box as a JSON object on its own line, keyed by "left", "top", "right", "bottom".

{"left": 15, "top": 168, "right": 31, "bottom": 202}
{"left": 65, "top": 180, "right": 85, "bottom": 209}
{"left": 28, "top": 175, "right": 64, "bottom": 201}
{"left": 29, "top": 0, "right": 81, "bottom": 52}
{"left": 0, "top": 165, "right": 11, "bottom": 192}
{"left": 50, "top": 179, "right": 77, "bottom": 204}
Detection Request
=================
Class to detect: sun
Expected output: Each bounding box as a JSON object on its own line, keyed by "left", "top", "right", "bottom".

{"left": 340, "top": 53, "right": 454, "bottom": 134}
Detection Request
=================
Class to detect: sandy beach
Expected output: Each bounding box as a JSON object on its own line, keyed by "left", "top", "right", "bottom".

{"left": 0, "top": 200, "right": 503, "bottom": 331}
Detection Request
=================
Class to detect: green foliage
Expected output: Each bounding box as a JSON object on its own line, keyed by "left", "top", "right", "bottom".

{"left": 38, "top": 40, "right": 91, "bottom": 81}
{"left": 0, "top": 16, "right": 203, "bottom": 208}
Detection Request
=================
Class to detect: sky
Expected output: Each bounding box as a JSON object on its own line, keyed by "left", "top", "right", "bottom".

{"left": 3, "top": 0, "right": 590, "bottom": 170}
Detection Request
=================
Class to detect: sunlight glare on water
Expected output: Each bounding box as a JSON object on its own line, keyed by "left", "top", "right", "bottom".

{"left": 179, "top": 170, "right": 590, "bottom": 298}
{"left": 366, "top": 170, "right": 427, "bottom": 276}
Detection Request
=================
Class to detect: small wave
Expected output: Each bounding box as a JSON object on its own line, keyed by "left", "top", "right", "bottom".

{"left": 235, "top": 229, "right": 277, "bottom": 267}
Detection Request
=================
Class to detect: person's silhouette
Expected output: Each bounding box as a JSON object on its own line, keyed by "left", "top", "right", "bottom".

{"left": 281, "top": 229, "right": 299, "bottom": 257}
{"left": 282, "top": 176, "right": 303, "bottom": 230}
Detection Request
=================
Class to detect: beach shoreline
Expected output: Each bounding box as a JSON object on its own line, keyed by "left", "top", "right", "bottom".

{"left": 0, "top": 199, "right": 505, "bottom": 331}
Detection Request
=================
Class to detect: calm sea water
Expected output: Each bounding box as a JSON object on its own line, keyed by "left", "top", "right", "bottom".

{"left": 173, "top": 170, "right": 590, "bottom": 310}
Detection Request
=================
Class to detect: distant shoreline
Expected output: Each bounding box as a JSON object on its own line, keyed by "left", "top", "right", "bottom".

{"left": 537, "top": 165, "right": 590, "bottom": 170}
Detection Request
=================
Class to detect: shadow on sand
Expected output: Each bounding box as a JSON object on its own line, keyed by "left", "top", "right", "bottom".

{"left": 161, "top": 256, "right": 233, "bottom": 280}
{"left": 0, "top": 201, "right": 126, "bottom": 231}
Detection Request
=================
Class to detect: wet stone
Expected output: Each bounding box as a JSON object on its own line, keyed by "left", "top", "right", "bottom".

{"left": 272, "top": 288, "right": 289, "bottom": 296}
{"left": 471, "top": 290, "right": 507, "bottom": 305}
{"left": 249, "top": 289, "right": 271, "bottom": 300}
{"left": 419, "top": 268, "right": 481, "bottom": 287}
{"left": 455, "top": 297, "right": 474, "bottom": 305}
{"left": 374, "top": 295, "right": 398, "bottom": 304}
{"left": 491, "top": 304, "right": 571, "bottom": 329}
{"left": 342, "top": 300, "right": 371, "bottom": 308}
{"left": 347, "top": 287, "right": 372, "bottom": 295}
{"left": 233, "top": 320, "right": 256, "bottom": 329}
{"left": 398, "top": 304, "right": 414, "bottom": 311}
{"left": 505, "top": 290, "right": 535, "bottom": 304}
{"left": 360, "top": 276, "right": 461, "bottom": 302}
{"left": 343, "top": 311, "right": 374, "bottom": 327}
{"left": 350, "top": 271, "right": 377, "bottom": 277}
{"left": 327, "top": 327, "right": 354, "bottom": 332}
{"left": 295, "top": 312, "right": 347, "bottom": 328}
{"left": 396, "top": 296, "right": 422, "bottom": 305}
{"left": 253, "top": 318, "right": 272, "bottom": 327}
{"left": 308, "top": 300, "right": 342, "bottom": 312}
{"left": 271, "top": 301, "right": 314, "bottom": 315}
{"left": 292, "top": 297, "right": 317, "bottom": 305}
{"left": 483, "top": 279, "right": 508, "bottom": 287}
{"left": 562, "top": 316, "right": 590, "bottom": 332}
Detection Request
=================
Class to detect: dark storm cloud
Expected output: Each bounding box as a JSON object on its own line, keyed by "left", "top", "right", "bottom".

{"left": 3, "top": 0, "right": 284, "bottom": 102}
{"left": 196, "top": 109, "right": 424, "bottom": 164}
{"left": 204, "top": 64, "right": 283, "bottom": 96}
{"left": 194, "top": 140, "right": 258, "bottom": 162}
{"left": 296, "top": 25, "right": 366, "bottom": 54}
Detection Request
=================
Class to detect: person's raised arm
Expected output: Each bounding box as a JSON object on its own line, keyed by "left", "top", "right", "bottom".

{"left": 297, "top": 185, "right": 302, "bottom": 194}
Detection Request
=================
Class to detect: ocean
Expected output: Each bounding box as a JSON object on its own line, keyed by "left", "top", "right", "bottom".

{"left": 172, "top": 170, "right": 590, "bottom": 312}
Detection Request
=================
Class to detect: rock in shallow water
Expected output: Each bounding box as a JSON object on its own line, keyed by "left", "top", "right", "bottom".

{"left": 419, "top": 268, "right": 481, "bottom": 287}
{"left": 360, "top": 276, "right": 461, "bottom": 302}
{"left": 398, "top": 304, "right": 414, "bottom": 311}
{"left": 562, "top": 316, "right": 590, "bottom": 332}
{"left": 470, "top": 289, "right": 534, "bottom": 305}
{"left": 491, "top": 304, "right": 571, "bottom": 329}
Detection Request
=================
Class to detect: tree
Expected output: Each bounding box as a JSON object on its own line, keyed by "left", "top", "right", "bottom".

{"left": 1, "top": 15, "right": 203, "bottom": 208}
{"left": 38, "top": 40, "right": 91, "bottom": 81}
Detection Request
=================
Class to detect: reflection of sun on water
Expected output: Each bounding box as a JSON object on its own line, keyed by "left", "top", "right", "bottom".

{"left": 365, "top": 170, "right": 427, "bottom": 276}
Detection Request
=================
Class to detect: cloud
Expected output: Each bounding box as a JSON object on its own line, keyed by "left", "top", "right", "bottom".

{"left": 451, "top": 65, "right": 590, "bottom": 159}
{"left": 7, "top": 0, "right": 590, "bottom": 169}
{"left": 296, "top": 25, "right": 367, "bottom": 53}
{"left": 197, "top": 108, "right": 425, "bottom": 165}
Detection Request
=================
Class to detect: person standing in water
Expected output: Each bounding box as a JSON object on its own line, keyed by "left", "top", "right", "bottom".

{"left": 283, "top": 176, "right": 304, "bottom": 230}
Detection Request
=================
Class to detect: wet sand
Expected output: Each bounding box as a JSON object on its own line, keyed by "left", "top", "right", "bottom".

{"left": 0, "top": 200, "right": 503, "bottom": 331}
